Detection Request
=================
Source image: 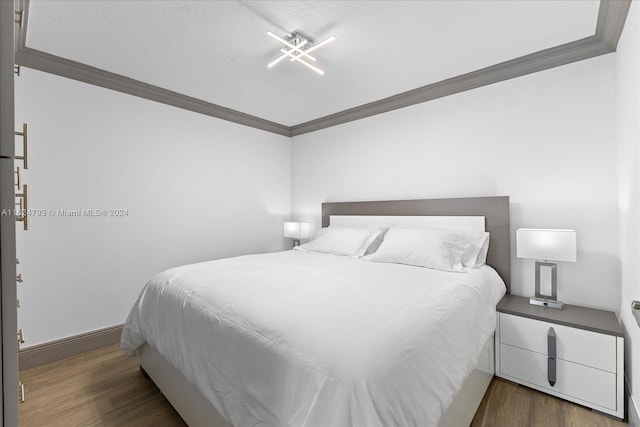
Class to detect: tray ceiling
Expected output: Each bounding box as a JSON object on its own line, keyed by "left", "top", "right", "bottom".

{"left": 25, "top": 0, "right": 600, "bottom": 127}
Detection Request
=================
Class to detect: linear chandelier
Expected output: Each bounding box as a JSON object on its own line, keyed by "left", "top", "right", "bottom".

{"left": 266, "top": 30, "right": 336, "bottom": 75}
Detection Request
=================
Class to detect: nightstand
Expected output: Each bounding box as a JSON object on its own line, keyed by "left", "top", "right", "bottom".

{"left": 495, "top": 294, "right": 624, "bottom": 419}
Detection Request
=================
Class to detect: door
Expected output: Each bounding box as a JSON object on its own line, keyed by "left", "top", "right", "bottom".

{"left": 0, "top": 0, "right": 19, "bottom": 425}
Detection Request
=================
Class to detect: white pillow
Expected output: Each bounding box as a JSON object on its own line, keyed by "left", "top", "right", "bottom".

{"left": 364, "top": 228, "right": 465, "bottom": 272}
{"left": 309, "top": 226, "right": 329, "bottom": 241}
{"left": 440, "top": 231, "right": 490, "bottom": 267}
{"left": 295, "top": 227, "right": 385, "bottom": 257}
{"left": 363, "top": 228, "right": 490, "bottom": 271}
{"left": 363, "top": 227, "right": 388, "bottom": 256}
{"left": 475, "top": 234, "right": 490, "bottom": 266}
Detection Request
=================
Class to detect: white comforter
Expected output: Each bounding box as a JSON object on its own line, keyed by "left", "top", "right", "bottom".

{"left": 121, "top": 250, "right": 505, "bottom": 427}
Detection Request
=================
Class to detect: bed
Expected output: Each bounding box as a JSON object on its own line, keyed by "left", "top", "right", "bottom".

{"left": 121, "top": 196, "right": 510, "bottom": 426}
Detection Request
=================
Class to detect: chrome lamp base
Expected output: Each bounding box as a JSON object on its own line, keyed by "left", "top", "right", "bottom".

{"left": 530, "top": 260, "right": 563, "bottom": 310}
{"left": 529, "top": 297, "right": 564, "bottom": 309}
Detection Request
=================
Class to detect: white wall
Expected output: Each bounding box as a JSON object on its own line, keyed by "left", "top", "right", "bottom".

{"left": 15, "top": 69, "right": 291, "bottom": 347}
{"left": 13, "top": 32, "right": 622, "bottom": 346}
{"left": 292, "top": 55, "right": 618, "bottom": 311}
{"left": 616, "top": 1, "right": 640, "bottom": 422}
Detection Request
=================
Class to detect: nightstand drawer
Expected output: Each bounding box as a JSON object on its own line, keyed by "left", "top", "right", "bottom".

{"left": 500, "top": 344, "right": 617, "bottom": 410}
{"left": 499, "top": 313, "right": 616, "bottom": 372}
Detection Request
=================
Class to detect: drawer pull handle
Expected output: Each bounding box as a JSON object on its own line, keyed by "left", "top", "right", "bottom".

{"left": 15, "top": 166, "right": 21, "bottom": 191}
{"left": 548, "top": 327, "right": 556, "bottom": 387}
{"left": 15, "top": 184, "right": 29, "bottom": 230}
{"left": 14, "top": 123, "right": 28, "bottom": 169}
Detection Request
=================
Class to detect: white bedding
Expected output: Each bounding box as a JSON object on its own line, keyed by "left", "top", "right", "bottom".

{"left": 121, "top": 250, "right": 506, "bottom": 427}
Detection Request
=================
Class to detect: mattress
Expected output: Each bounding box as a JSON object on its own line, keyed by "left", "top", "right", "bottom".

{"left": 121, "top": 250, "right": 506, "bottom": 426}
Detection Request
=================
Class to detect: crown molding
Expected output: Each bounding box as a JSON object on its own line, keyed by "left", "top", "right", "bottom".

{"left": 289, "top": 35, "right": 611, "bottom": 136}
{"left": 596, "top": 0, "right": 632, "bottom": 49}
{"left": 14, "top": 0, "right": 631, "bottom": 138}
{"left": 14, "top": 46, "right": 291, "bottom": 137}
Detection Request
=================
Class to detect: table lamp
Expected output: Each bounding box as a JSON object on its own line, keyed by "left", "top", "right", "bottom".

{"left": 283, "top": 222, "right": 310, "bottom": 247}
{"left": 516, "top": 228, "right": 576, "bottom": 309}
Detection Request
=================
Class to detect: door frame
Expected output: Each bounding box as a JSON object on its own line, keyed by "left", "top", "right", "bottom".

{"left": 1, "top": 0, "right": 20, "bottom": 425}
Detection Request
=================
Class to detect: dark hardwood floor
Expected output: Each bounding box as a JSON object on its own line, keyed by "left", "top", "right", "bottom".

{"left": 18, "top": 343, "right": 627, "bottom": 426}
{"left": 472, "top": 377, "right": 626, "bottom": 427}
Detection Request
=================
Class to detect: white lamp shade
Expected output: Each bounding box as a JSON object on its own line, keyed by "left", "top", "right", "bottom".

{"left": 516, "top": 228, "right": 576, "bottom": 262}
{"left": 283, "top": 222, "right": 310, "bottom": 239}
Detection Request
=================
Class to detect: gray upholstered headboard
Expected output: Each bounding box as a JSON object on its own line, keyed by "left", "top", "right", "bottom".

{"left": 321, "top": 196, "right": 510, "bottom": 293}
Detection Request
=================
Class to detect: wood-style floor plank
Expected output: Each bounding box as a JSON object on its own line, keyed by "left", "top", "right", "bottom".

{"left": 19, "top": 344, "right": 186, "bottom": 427}
{"left": 471, "top": 377, "right": 627, "bottom": 427}
{"left": 19, "top": 343, "right": 627, "bottom": 426}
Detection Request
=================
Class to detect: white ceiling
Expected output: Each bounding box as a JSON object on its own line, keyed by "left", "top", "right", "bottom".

{"left": 26, "top": 1, "right": 600, "bottom": 126}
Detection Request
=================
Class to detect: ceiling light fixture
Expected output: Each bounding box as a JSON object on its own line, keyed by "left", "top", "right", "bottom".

{"left": 266, "top": 30, "right": 336, "bottom": 75}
